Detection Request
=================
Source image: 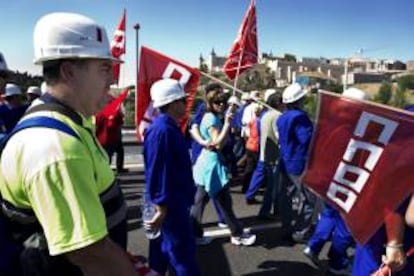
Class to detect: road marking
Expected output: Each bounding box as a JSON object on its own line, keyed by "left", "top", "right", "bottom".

{"left": 204, "top": 221, "right": 281, "bottom": 238}
{"left": 112, "top": 163, "right": 144, "bottom": 170}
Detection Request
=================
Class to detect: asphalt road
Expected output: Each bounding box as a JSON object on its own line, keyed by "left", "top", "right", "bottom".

{"left": 115, "top": 131, "right": 337, "bottom": 276}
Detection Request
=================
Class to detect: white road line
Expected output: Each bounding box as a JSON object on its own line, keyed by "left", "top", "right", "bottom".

{"left": 112, "top": 163, "right": 144, "bottom": 170}
{"left": 204, "top": 221, "right": 281, "bottom": 238}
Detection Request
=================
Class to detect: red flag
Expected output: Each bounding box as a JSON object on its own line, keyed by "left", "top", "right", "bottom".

{"left": 135, "top": 46, "right": 199, "bottom": 141}
{"left": 101, "top": 88, "right": 129, "bottom": 117}
{"left": 223, "top": 0, "right": 258, "bottom": 80}
{"left": 302, "top": 91, "right": 414, "bottom": 244}
{"left": 110, "top": 9, "right": 126, "bottom": 84}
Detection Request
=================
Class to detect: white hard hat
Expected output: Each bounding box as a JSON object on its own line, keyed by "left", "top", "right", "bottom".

{"left": 0, "top": 52, "right": 8, "bottom": 71}
{"left": 40, "top": 81, "right": 48, "bottom": 94}
{"left": 342, "top": 87, "right": 368, "bottom": 100}
{"left": 4, "top": 83, "right": 22, "bottom": 97}
{"left": 27, "top": 86, "right": 42, "bottom": 96}
{"left": 33, "top": 12, "right": 120, "bottom": 65}
{"left": 151, "top": 79, "right": 186, "bottom": 108}
{"left": 264, "top": 89, "right": 276, "bottom": 102}
{"left": 282, "top": 83, "right": 308, "bottom": 104}
{"left": 241, "top": 93, "right": 250, "bottom": 101}
{"left": 249, "top": 90, "right": 260, "bottom": 99}
{"left": 228, "top": 95, "right": 241, "bottom": 107}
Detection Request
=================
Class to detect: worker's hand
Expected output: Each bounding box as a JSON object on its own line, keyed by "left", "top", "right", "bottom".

{"left": 382, "top": 245, "right": 406, "bottom": 272}
{"left": 224, "top": 111, "right": 234, "bottom": 126}
{"left": 143, "top": 205, "right": 166, "bottom": 233}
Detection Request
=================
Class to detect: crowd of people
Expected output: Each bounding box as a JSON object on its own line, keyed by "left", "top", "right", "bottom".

{"left": 0, "top": 10, "right": 414, "bottom": 276}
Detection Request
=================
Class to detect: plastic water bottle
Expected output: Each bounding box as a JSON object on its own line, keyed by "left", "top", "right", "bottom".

{"left": 142, "top": 201, "right": 161, "bottom": 240}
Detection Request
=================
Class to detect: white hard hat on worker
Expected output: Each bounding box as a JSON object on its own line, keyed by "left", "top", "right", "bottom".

{"left": 33, "top": 12, "right": 121, "bottom": 64}
{"left": 151, "top": 79, "right": 187, "bottom": 108}
{"left": 342, "top": 87, "right": 368, "bottom": 100}
{"left": 282, "top": 83, "right": 308, "bottom": 104}
{"left": 33, "top": 12, "right": 120, "bottom": 117}
{"left": 3, "top": 83, "right": 22, "bottom": 98}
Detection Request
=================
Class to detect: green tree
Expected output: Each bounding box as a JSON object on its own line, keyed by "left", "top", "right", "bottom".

{"left": 393, "top": 86, "right": 407, "bottom": 108}
{"left": 304, "top": 93, "right": 318, "bottom": 121}
{"left": 283, "top": 53, "right": 297, "bottom": 62}
{"left": 374, "top": 82, "right": 392, "bottom": 104}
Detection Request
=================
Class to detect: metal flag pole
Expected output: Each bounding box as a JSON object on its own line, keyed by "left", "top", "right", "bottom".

{"left": 133, "top": 23, "right": 140, "bottom": 128}
{"left": 200, "top": 71, "right": 275, "bottom": 111}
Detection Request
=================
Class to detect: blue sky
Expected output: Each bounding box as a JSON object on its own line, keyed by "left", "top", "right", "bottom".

{"left": 1, "top": 0, "right": 413, "bottom": 86}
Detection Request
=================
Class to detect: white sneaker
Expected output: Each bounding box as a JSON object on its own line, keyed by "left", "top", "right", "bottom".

{"left": 196, "top": 236, "right": 213, "bottom": 246}
{"left": 217, "top": 222, "right": 228, "bottom": 228}
{"left": 230, "top": 233, "right": 256, "bottom": 246}
{"left": 303, "top": 247, "right": 320, "bottom": 267}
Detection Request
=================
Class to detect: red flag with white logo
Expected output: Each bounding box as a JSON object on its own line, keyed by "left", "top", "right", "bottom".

{"left": 302, "top": 91, "right": 414, "bottom": 244}
{"left": 111, "top": 9, "right": 126, "bottom": 84}
{"left": 135, "top": 46, "right": 199, "bottom": 141}
{"left": 223, "top": 0, "right": 258, "bottom": 80}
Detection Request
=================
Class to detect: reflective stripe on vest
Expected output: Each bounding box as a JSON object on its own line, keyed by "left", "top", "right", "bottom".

{"left": 1, "top": 179, "right": 127, "bottom": 231}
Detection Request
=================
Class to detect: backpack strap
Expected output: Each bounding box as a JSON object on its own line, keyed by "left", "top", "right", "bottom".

{"left": 25, "top": 102, "right": 83, "bottom": 126}
{"left": 0, "top": 116, "right": 80, "bottom": 157}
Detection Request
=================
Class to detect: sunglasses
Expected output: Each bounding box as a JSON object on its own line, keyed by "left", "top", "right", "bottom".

{"left": 213, "top": 100, "right": 226, "bottom": 105}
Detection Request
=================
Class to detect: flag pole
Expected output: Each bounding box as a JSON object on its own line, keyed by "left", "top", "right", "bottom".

{"left": 200, "top": 71, "right": 275, "bottom": 111}
{"left": 133, "top": 23, "right": 140, "bottom": 129}
{"left": 232, "top": 47, "right": 245, "bottom": 95}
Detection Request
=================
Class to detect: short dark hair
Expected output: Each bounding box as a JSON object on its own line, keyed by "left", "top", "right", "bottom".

{"left": 204, "top": 83, "right": 222, "bottom": 94}
{"left": 267, "top": 92, "right": 283, "bottom": 109}
{"left": 42, "top": 59, "right": 89, "bottom": 85}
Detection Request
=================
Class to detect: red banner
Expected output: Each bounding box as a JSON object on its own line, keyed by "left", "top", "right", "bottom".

{"left": 223, "top": 0, "right": 258, "bottom": 80}
{"left": 135, "top": 46, "right": 199, "bottom": 141}
{"left": 110, "top": 9, "right": 126, "bottom": 84}
{"left": 302, "top": 91, "right": 414, "bottom": 244}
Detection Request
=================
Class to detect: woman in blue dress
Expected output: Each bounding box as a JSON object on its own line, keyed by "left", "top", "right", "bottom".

{"left": 191, "top": 88, "right": 256, "bottom": 246}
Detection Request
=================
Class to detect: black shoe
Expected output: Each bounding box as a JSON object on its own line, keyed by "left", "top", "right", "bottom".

{"left": 117, "top": 168, "right": 129, "bottom": 173}
{"left": 291, "top": 231, "right": 310, "bottom": 244}
{"left": 257, "top": 214, "right": 273, "bottom": 221}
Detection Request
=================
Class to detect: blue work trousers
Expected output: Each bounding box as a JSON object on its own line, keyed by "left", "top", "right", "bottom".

{"left": 308, "top": 204, "right": 353, "bottom": 270}
{"left": 246, "top": 161, "right": 265, "bottom": 200}
{"left": 149, "top": 210, "right": 200, "bottom": 276}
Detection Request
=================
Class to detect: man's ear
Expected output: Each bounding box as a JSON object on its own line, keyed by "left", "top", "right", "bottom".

{"left": 59, "top": 61, "right": 77, "bottom": 84}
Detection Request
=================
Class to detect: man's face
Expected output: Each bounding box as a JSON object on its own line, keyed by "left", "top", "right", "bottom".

{"left": 72, "top": 59, "right": 114, "bottom": 116}
{"left": 173, "top": 97, "right": 187, "bottom": 119}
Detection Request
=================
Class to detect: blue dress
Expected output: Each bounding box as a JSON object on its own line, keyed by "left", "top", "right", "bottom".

{"left": 193, "top": 112, "right": 229, "bottom": 197}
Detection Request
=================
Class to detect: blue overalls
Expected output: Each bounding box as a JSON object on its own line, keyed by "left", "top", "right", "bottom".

{"left": 307, "top": 203, "right": 353, "bottom": 270}
{"left": 277, "top": 108, "right": 316, "bottom": 238}
{"left": 0, "top": 104, "right": 28, "bottom": 133}
{"left": 144, "top": 114, "right": 200, "bottom": 276}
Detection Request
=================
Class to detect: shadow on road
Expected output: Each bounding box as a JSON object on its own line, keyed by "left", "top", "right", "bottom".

{"left": 242, "top": 260, "right": 319, "bottom": 276}
{"left": 196, "top": 237, "right": 233, "bottom": 276}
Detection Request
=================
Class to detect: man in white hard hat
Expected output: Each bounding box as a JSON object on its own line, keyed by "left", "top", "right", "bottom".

{"left": 0, "top": 12, "right": 135, "bottom": 275}
{"left": 277, "top": 83, "right": 316, "bottom": 243}
{"left": 26, "top": 85, "right": 42, "bottom": 103}
{"left": 0, "top": 83, "right": 28, "bottom": 132}
{"left": 143, "top": 78, "right": 200, "bottom": 275}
